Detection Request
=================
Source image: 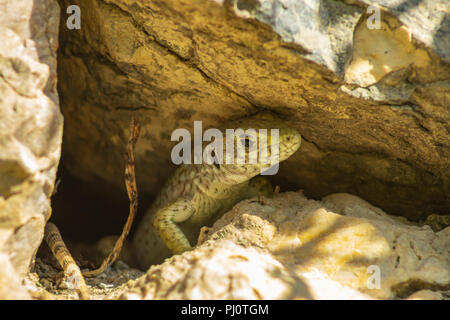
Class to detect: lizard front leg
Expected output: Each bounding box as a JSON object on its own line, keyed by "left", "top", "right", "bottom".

{"left": 197, "top": 177, "right": 273, "bottom": 246}
{"left": 152, "top": 198, "right": 196, "bottom": 254}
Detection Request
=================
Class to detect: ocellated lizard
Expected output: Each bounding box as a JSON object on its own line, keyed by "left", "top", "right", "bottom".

{"left": 132, "top": 113, "right": 301, "bottom": 269}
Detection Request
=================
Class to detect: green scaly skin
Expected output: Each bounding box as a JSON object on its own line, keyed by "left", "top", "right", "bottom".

{"left": 132, "top": 114, "right": 301, "bottom": 269}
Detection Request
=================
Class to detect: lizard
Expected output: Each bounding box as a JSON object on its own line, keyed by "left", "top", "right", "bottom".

{"left": 42, "top": 113, "right": 301, "bottom": 290}
{"left": 131, "top": 113, "right": 301, "bottom": 269}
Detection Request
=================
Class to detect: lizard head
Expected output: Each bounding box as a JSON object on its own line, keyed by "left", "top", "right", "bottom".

{"left": 209, "top": 113, "right": 301, "bottom": 185}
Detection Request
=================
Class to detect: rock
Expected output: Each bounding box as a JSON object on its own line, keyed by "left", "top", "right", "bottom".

{"left": 56, "top": 0, "right": 449, "bottom": 225}
{"left": 40, "top": 278, "right": 53, "bottom": 291}
{"left": 0, "top": 254, "right": 31, "bottom": 299}
{"left": 355, "top": 0, "right": 449, "bottom": 63}
{"left": 406, "top": 289, "right": 443, "bottom": 300}
{"left": 119, "top": 192, "right": 449, "bottom": 299}
{"left": 117, "top": 239, "right": 373, "bottom": 300}
{"left": 0, "top": 0, "right": 62, "bottom": 295}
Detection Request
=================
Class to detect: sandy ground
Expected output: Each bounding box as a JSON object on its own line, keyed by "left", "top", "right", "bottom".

{"left": 25, "top": 251, "right": 144, "bottom": 300}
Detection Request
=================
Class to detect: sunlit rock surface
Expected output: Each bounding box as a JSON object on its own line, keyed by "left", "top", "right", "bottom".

{"left": 0, "top": 0, "right": 62, "bottom": 298}
{"left": 118, "top": 192, "right": 449, "bottom": 299}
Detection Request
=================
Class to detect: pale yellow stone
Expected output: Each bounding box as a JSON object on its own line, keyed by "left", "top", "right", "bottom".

{"left": 406, "top": 290, "right": 443, "bottom": 300}
{"left": 345, "top": 18, "right": 430, "bottom": 87}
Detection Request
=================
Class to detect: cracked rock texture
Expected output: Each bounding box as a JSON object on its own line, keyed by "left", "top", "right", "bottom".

{"left": 0, "top": 0, "right": 62, "bottom": 298}
{"left": 57, "top": 0, "right": 449, "bottom": 223}
{"left": 118, "top": 192, "right": 449, "bottom": 300}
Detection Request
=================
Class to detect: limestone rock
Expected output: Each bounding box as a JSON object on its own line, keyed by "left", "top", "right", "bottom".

{"left": 210, "top": 192, "right": 450, "bottom": 299}
{"left": 117, "top": 239, "right": 374, "bottom": 300}
{"left": 120, "top": 192, "right": 448, "bottom": 300}
{"left": 0, "top": 254, "right": 31, "bottom": 300}
{"left": 57, "top": 0, "right": 449, "bottom": 223}
{"left": 354, "top": 0, "right": 449, "bottom": 63}
{"left": 117, "top": 240, "right": 310, "bottom": 300}
{"left": 406, "top": 289, "right": 443, "bottom": 300}
{"left": 0, "top": 0, "right": 62, "bottom": 292}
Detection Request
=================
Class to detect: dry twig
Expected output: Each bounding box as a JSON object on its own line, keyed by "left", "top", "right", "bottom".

{"left": 43, "top": 117, "right": 141, "bottom": 299}
{"left": 83, "top": 117, "right": 141, "bottom": 277}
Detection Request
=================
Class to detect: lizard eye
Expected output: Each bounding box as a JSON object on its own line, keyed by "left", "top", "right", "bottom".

{"left": 240, "top": 137, "right": 254, "bottom": 148}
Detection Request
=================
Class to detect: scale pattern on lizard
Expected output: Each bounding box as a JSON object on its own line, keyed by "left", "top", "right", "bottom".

{"left": 132, "top": 114, "right": 301, "bottom": 269}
